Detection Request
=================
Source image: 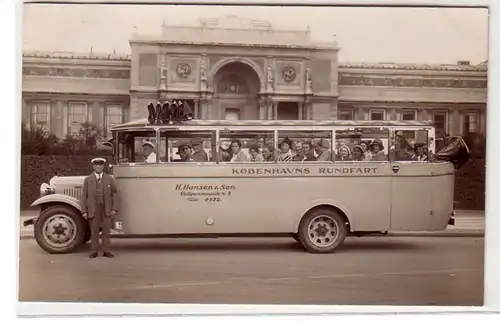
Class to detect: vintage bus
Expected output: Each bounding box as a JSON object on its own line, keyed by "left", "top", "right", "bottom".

{"left": 24, "top": 102, "right": 469, "bottom": 254}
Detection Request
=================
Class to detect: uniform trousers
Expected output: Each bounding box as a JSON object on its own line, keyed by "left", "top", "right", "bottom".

{"left": 89, "top": 202, "right": 111, "bottom": 252}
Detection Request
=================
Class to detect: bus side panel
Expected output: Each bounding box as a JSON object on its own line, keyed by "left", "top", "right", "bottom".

{"left": 429, "top": 163, "right": 456, "bottom": 231}
{"left": 113, "top": 174, "right": 392, "bottom": 235}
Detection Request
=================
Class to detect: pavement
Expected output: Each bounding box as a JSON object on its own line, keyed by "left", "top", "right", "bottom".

{"left": 17, "top": 209, "right": 485, "bottom": 239}
{"left": 18, "top": 235, "right": 484, "bottom": 305}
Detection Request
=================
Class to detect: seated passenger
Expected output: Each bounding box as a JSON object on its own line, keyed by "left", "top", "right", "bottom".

{"left": 262, "top": 146, "right": 275, "bottom": 162}
{"left": 314, "top": 139, "right": 333, "bottom": 161}
{"left": 277, "top": 138, "right": 295, "bottom": 162}
{"left": 293, "top": 140, "right": 316, "bottom": 161}
{"left": 229, "top": 139, "right": 250, "bottom": 162}
{"left": 352, "top": 145, "right": 365, "bottom": 161}
{"left": 412, "top": 143, "right": 428, "bottom": 161}
{"left": 190, "top": 138, "right": 209, "bottom": 162}
{"left": 360, "top": 141, "right": 372, "bottom": 161}
{"left": 336, "top": 145, "right": 352, "bottom": 161}
{"left": 173, "top": 143, "right": 194, "bottom": 162}
{"left": 219, "top": 143, "right": 232, "bottom": 162}
{"left": 142, "top": 141, "right": 156, "bottom": 163}
{"left": 249, "top": 144, "right": 264, "bottom": 162}
{"left": 369, "top": 139, "right": 388, "bottom": 161}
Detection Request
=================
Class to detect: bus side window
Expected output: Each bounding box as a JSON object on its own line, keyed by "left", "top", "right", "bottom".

{"left": 116, "top": 130, "right": 157, "bottom": 164}
{"left": 393, "top": 130, "right": 430, "bottom": 162}
{"left": 335, "top": 128, "right": 389, "bottom": 162}
{"left": 164, "top": 131, "right": 214, "bottom": 163}
{"left": 218, "top": 130, "right": 274, "bottom": 163}
{"left": 277, "top": 130, "right": 332, "bottom": 162}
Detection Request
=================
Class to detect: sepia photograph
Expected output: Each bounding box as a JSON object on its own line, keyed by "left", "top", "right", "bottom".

{"left": 18, "top": 1, "right": 488, "bottom": 308}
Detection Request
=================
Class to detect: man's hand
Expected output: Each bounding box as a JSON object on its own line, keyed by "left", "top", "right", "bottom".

{"left": 82, "top": 212, "right": 88, "bottom": 219}
{"left": 110, "top": 210, "right": 117, "bottom": 217}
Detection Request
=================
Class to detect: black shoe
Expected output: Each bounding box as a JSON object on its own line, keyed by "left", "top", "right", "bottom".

{"left": 103, "top": 252, "right": 114, "bottom": 258}
{"left": 89, "top": 252, "right": 98, "bottom": 258}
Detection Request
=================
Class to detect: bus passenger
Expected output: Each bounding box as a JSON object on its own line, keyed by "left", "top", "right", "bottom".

{"left": 412, "top": 143, "right": 428, "bottom": 161}
{"left": 352, "top": 145, "right": 365, "bottom": 161}
{"left": 173, "top": 143, "right": 194, "bottom": 162}
{"left": 249, "top": 144, "right": 264, "bottom": 162}
{"left": 370, "top": 139, "right": 388, "bottom": 161}
{"left": 190, "top": 138, "right": 209, "bottom": 162}
{"left": 230, "top": 139, "right": 250, "bottom": 162}
{"left": 142, "top": 141, "right": 156, "bottom": 163}
{"left": 277, "top": 138, "right": 294, "bottom": 162}
{"left": 293, "top": 141, "right": 316, "bottom": 161}
{"left": 315, "top": 139, "right": 333, "bottom": 161}
{"left": 336, "top": 145, "right": 352, "bottom": 161}
{"left": 219, "top": 144, "right": 232, "bottom": 162}
{"left": 360, "top": 141, "right": 372, "bottom": 161}
{"left": 262, "top": 146, "right": 274, "bottom": 162}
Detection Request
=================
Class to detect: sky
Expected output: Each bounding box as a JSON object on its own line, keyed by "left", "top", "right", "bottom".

{"left": 22, "top": 4, "right": 489, "bottom": 64}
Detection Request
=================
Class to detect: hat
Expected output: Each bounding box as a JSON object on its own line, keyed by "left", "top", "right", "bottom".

{"left": 249, "top": 144, "right": 261, "bottom": 152}
{"left": 91, "top": 157, "right": 106, "bottom": 164}
{"left": 317, "top": 138, "right": 330, "bottom": 149}
{"left": 338, "top": 145, "right": 351, "bottom": 154}
{"left": 142, "top": 141, "right": 154, "bottom": 148}
{"left": 413, "top": 142, "right": 425, "bottom": 149}
{"left": 352, "top": 145, "right": 364, "bottom": 154}
{"left": 278, "top": 138, "right": 293, "bottom": 149}
{"left": 190, "top": 138, "right": 204, "bottom": 146}
{"left": 176, "top": 143, "right": 191, "bottom": 155}
{"left": 370, "top": 138, "right": 385, "bottom": 150}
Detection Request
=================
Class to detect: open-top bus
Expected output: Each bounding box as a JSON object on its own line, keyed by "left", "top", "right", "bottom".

{"left": 24, "top": 101, "right": 470, "bottom": 254}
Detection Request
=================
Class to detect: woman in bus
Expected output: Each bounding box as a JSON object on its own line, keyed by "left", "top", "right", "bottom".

{"left": 336, "top": 145, "right": 352, "bottom": 161}
{"left": 229, "top": 139, "right": 250, "bottom": 162}
{"left": 412, "top": 143, "right": 428, "bottom": 161}
{"left": 218, "top": 143, "right": 232, "bottom": 162}
{"left": 277, "top": 138, "right": 295, "bottom": 162}
{"left": 360, "top": 140, "right": 372, "bottom": 161}
{"left": 369, "top": 139, "right": 388, "bottom": 161}
{"left": 352, "top": 145, "right": 365, "bottom": 161}
{"left": 249, "top": 144, "right": 264, "bottom": 162}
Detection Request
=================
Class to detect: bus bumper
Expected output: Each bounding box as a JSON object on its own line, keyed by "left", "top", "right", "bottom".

{"left": 23, "top": 218, "right": 35, "bottom": 227}
{"left": 448, "top": 211, "right": 456, "bottom": 226}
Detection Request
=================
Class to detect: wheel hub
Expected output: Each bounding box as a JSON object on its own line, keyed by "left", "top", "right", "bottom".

{"left": 42, "top": 215, "right": 77, "bottom": 247}
{"left": 307, "top": 214, "right": 340, "bottom": 248}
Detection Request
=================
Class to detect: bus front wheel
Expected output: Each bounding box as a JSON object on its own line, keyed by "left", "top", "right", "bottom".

{"left": 34, "top": 205, "right": 87, "bottom": 254}
{"left": 298, "top": 208, "right": 348, "bottom": 254}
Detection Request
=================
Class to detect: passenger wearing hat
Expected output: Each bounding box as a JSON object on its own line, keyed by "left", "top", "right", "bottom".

{"left": 352, "top": 145, "right": 365, "bottom": 161}
{"left": 173, "top": 143, "right": 194, "bottom": 162}
{"left": 314, "top": 138, "right": 333, "bottom": 161}
{"left": 142, "top": 141, "right": 156, "bottom": 163}
{"left": 369, "top": 139, "right": 388, "bottom": 161}
{"left": 277, "top": 138, "right": 295, "bottom": 162}
{"left": 412, "top": 143, "right": 428, "bottom": 161}
{"left": 81, "top": 158, "right": 118, "bottom": 259}
{"left": 190, "top": 138, "right": 209, "bottom": 162}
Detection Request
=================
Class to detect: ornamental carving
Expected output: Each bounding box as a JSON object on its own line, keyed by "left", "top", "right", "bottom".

{"left": 176, "top": 63, "right": 192, "bottom": 78}
{"left": 282, "top": 66, "right": 296, "bottom": 82}
{"left": 22, "top": 67, "right": 130, "bottom": 79}
{"left": 338, "top": 75, "right": 487, "bottom": 89}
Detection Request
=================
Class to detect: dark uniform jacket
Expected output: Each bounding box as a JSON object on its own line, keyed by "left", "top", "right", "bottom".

{"left": 81, "top": 173, "right": 118, "bottom": 218}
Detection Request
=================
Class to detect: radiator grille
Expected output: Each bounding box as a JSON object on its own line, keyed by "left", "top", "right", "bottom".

{"left": 63, "top": 188, "right": 82, "bottom": 200}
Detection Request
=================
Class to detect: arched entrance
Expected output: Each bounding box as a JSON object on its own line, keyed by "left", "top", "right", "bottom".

{"left": 212, "top": 62, "right": 261, "bottom": 120}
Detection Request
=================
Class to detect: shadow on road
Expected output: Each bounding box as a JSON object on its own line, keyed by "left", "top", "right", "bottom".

{"left": 64, "top": 237, "right": 425, "bottom": 254}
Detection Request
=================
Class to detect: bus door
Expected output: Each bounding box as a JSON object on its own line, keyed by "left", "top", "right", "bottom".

{"left": 389, "top": 128, "right": 433, "bottom": 230}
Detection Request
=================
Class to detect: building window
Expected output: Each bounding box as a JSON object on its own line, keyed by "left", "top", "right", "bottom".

{"left": 338, "top": 108, "right": 354, "bottom": 120}
{"left": 31, "top": 101, "right": 51, "bottom": 130}
{"left": 401, "top": 110, "right": 416, "bottom": 121}
{"left": 68, "top": 102, "right": 88, "bottom": 135}
{"left": 369, "top": 109, "right": 386, "bottom": 121}
{"left": 464, "top": 112, "right": 478, "bottom": 134}
{"left": 225, "top": 108, "right": 241, "bottom": 120}
{"left": 105, "top": 104, "right": 123, "bottom": 138}
{"left": 433, "top": 111, "right": 448, "bottom": 137}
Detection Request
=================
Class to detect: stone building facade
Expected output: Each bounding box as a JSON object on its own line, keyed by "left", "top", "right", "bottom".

{"left": 22, "top": 16, "right": 487, "bottom": 139}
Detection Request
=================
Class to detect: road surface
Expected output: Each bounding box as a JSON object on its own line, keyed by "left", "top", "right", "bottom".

{"left": 18, "top": 236, "right": 484, "bottom": 306}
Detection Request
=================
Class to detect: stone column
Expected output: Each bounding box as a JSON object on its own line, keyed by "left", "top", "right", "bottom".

{"left": 452, "top": 109, "right": 462, "bottom": 136}
{"left": 389, "top": 108, "right": 397, "bottom": 121}
{"left": 258, "top": 97, "right": 267, "bottom": 120}
{"left": 194, "top": 99, "right": 199, "bottom": 119}
{"left": 22, "top": 98, "right": 30, "bottom": 126}
{"left": 305, "top": 102, "right": 313, "bottom": 120}
{"left": 298, "top": 102, "right": 304, "bottom": 120}
{"left": 52, "top": 100, "right": 65, "bottom": 138}
{"left": 273, "top": 102, "right": 278, "bottom": 120}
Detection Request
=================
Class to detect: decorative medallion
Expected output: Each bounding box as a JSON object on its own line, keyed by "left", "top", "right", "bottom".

{"left": 176, "top": 63, "right": 192, "bottom": 78}
{"left": 282, "top": 66, "right": 296, "bottom": 82}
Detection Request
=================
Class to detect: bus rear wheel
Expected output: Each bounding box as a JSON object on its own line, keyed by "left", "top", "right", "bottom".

{"left": 298, "top": 208, "right": 347, "bottom": 254}
{"left": 34, "top": 205, "right": 87, "bottom": 254}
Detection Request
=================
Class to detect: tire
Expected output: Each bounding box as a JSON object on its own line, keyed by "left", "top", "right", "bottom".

{"left": 298, "top": 207, "right": 348, "bottom": 254}
{"left": 34, "top": 205, "right": 87, "bottom": 254}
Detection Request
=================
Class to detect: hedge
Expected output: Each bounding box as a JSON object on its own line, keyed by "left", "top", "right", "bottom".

{"left": 20, "top": 155, "right": 485, "bottom": 211}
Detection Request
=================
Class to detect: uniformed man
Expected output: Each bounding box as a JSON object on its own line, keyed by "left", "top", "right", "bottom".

{"left": 143, "top": 141, "right": 156, "bottom": 163}
{"left": 81, "top": 158, "right": 118, "bottom": 258}
{"left": 190, "top": 138, "right": 209, "bottom": 162}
